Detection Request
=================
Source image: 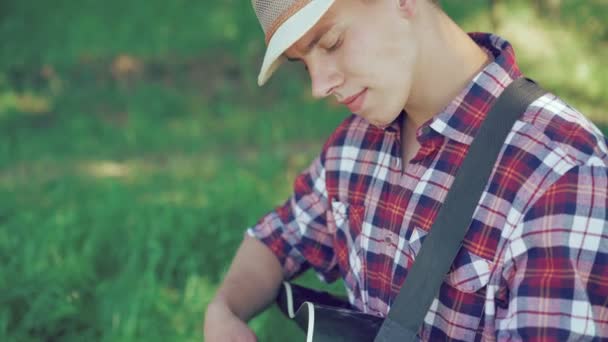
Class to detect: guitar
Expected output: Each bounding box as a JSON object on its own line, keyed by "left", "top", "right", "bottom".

{"left": 276, "top": 282, "right": 384, "bottom": 342}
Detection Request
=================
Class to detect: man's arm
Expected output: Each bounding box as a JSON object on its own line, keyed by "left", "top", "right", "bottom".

{"left": 204, "top": 152, "right": 334, "bottom": 340}
{"left": 497, "top": 164, "right": 608, "bottom": 340}
{"left": 204, "top": 235, "right": 283, "bottom": 341}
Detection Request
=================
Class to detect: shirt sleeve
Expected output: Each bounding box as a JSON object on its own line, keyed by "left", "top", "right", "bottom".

{"left": 246, "top": 154, "right": 339, "bottom": 281}
{"left": 497, "top": 164, "right": 608, "bottom": 340}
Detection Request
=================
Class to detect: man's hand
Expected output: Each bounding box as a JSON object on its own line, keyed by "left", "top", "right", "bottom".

{"left": 204, "top": 299, "right": 258, "bottom": 342}
{"left": 203, "top": 236, "right": 283, "bottom": 342}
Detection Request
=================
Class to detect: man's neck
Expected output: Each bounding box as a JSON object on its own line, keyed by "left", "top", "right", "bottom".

{"left": 403, "top": 7, "right": 491, "bottom": 129}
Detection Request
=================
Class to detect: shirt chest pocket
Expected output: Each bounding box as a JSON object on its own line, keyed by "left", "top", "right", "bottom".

{"left": 328, "top": 200, "right": 364, "bottom": 236}
{"left": 423, "top": 248, "right": 493, "bottom": 340}
{"left": 445, "top": 248, "right": 493, "bottom": 293}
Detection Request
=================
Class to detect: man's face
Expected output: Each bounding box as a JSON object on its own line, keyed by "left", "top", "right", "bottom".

{"left": 284, "top": 0, "right": 419, "bottom": 128}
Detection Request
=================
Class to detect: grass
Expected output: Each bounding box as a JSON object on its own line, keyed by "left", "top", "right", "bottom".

{"left": 1, "top": 0, "right": 607, "bottom": 340}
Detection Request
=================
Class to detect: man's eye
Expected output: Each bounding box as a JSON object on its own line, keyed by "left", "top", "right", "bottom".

{"left": 327, "top": 37, "right": 342, "bottom": 52}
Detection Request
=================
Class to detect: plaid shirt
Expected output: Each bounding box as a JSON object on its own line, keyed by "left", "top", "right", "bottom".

{"left": 248, "top": 33, "right": 608, "bottom": 341}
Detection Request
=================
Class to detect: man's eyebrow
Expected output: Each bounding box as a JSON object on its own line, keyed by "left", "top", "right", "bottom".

{"left": 285, "top": 23, "right": 334, "bottom": 62}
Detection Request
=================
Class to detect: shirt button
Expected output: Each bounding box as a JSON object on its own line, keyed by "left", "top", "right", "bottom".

{"left": 384, "top": 236, "right": 392, "bottom": 244}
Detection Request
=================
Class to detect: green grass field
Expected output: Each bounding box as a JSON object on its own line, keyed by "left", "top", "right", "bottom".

{"left": 1, "top": 0, "right": 606, "bottom": 341}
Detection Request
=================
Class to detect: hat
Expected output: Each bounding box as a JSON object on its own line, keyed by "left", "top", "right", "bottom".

{"left": 252, "top": 0, "right": 336, "bottom": 86}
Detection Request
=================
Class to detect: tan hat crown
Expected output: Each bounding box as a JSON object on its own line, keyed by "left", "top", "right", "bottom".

{"left": 252, "top": 0, "right": 312, "bottom": 44}
{"left": 252, "top": 0, "right": 334, "bottom": 85}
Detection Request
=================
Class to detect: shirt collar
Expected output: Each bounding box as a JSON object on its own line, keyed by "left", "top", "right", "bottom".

{"left": 422, "top": 33, "right": 523, "bottom": 145}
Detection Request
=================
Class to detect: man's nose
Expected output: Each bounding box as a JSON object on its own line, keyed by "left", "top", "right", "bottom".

{"left": 309, "top": 60, "right": 342, "bottom": 99}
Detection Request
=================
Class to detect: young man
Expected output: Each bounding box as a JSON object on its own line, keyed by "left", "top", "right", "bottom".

{"left": 204, "top": 0, "right": 608, "bottom": 340}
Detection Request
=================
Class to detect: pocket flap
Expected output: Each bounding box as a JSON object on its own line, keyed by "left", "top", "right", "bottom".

{"left": 446, "top": 249, "right": 493, "bottom": 293}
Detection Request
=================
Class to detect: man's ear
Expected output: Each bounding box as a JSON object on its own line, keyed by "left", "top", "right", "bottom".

{"left": 397, "top": 0, "right": 417, "bottom": 18}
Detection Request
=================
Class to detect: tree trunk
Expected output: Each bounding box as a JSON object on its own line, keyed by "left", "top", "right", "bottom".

{"left": 535, "top": 0, "right": 561, "bottom": 19}
{"left": 489, "top": 0, "right": 499, "bottom": 30}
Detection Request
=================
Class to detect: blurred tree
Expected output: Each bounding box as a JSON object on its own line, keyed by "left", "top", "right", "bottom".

{"left": 487, "top": 0, "right": 564, "bottom": 30}
{"left": 488, "top": 0, "right": 498, "bottom": 30}
{"left": 535, "top": 0, "right": 561, "bottom": 19}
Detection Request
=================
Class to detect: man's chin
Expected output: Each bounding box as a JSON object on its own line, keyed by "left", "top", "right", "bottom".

{"left": 357, "top": 107, "right": 401, "bottom": 129}
{"left": 372, "top": 122, "right": 391, "bottom": 129}
{"left": 365, "top": 115, "right": 399, "bottom": 130}
{"left": 364, "top": 118, "right": 392, "bottom": 130}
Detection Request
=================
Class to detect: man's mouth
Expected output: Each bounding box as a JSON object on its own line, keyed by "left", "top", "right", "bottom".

{"left": 340, "top": 88, "right": 368, "bottom": 112}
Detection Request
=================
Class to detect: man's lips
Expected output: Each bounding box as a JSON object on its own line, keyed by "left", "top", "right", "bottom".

{"left": 340, "top": 89, "right": 367, "bottom": 105}
{"left": 339, "top": 88, "right": 368, "bottom": 113}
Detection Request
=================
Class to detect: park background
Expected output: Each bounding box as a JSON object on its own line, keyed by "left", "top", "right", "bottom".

{"left": 1, "top": 0, "right": 606, "bottom": 340}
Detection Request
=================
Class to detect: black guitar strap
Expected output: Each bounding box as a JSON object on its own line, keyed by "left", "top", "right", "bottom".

{"left": 374, "top": 78, "right": 547, "bottom": 341}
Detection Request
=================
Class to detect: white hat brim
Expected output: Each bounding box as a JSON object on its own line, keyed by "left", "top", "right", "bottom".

{"left": 257, "top": 0, "right": 336, "bottom": 86}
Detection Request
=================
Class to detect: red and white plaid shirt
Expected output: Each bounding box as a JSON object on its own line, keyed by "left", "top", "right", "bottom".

{"left": 248, "top": 33, "right": 608, "bottom": 341}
